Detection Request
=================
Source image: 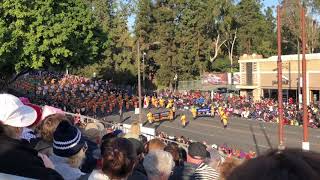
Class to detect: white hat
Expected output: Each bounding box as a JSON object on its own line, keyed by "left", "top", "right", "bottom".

{"left": 0, "top": 94, "right": 37, "bottom": 127}
{"left": 41, "top": 105, "right": 64, "bottom": 120}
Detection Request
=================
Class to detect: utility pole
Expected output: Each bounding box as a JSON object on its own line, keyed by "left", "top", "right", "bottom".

{"left": 297, "top": 39, "right": 300, "bottom": 108}
{"left": 301, "top": 7, "right": 309, "bottom": 151}
{"left": 277, "top": 5, "right": 285, "bottom": 150}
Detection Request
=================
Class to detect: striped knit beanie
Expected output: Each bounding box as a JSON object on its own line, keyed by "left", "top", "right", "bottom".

{"left": 53, "top": 120, "right": 85, "bottom": 157}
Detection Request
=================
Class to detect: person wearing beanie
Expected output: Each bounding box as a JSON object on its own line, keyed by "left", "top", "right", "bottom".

{"left": 49, "top": 120, "right": 87, "bottom": 180}
{"left": 0, "top": 94, "right": 63, "bottom": 179}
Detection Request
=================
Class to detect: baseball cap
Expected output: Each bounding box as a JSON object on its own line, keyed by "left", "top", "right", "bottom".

{"left": 0, "top": 94, "right": 37, "bottom": 127}
{"left": 188, "top": 142, "right": 209, "bottom": 159}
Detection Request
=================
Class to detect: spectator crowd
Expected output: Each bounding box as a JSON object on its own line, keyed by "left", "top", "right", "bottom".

{"left": 2, "top": 93, "right": 320, "bottom": 180}
{"left": 12, "top": 71, "right": 320, "bottom": 129}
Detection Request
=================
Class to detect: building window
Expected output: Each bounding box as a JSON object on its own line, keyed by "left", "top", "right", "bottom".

{"left": 246, "top": 62, "right": 253, "bottom": 85}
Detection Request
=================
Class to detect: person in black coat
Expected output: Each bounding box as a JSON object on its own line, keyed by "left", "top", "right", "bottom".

{"left": 0, "top": 94, "right": 63, "bottom": 179}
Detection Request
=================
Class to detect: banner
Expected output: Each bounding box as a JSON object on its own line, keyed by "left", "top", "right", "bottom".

{"left": 233, "top": 72, "right": 241, "bottom": 85}
{"left": 202, "top": 73, "right": 228, "bottom": 85}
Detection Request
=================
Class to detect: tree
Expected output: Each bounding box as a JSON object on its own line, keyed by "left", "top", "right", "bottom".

{"left": 149, "top": 0, "right": 178, "bottom": 87}
{"left": 0, "top": 0, "right": 105, "bottom": 90}
{"left": 236, "top": 0, "right": 276, "bottom": 57}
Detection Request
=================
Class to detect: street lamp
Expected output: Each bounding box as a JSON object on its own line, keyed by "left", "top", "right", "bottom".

{"left": 137, "top": 41, "right": 161, "bottom": 123}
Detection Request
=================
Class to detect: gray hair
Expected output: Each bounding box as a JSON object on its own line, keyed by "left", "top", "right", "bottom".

{"left": 143, "top": 150, "right": 174, "bottom": 177}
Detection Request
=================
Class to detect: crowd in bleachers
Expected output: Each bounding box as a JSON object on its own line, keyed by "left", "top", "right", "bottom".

{"left": 2, "top": 93, "right": 320, "bottom": 180}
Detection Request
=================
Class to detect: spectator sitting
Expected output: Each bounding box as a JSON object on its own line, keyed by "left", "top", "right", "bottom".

{"left": 50, "top": 120, "right": 87, "bottom": 180}
{"left": 35, "top": 114, "right": 66, "bottom": 156}
{"left": 143, "top": 150, "right": 175, "bottom": 180}
{"left": 227, "top": 148, "right": 320, "bottom": 180}
{"left": 89, "top": 138, "right": 136, "bottom": 180}
{"left": 0, "top": 94, "right": 63, "bottom": 179}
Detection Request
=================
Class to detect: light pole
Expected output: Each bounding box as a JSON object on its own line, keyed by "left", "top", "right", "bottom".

{"left": 277, "top": 5, "right": 285, "bottom": 150}
{"left": 137, "top": 41, "right": 161, "bottom": 123}
{"left": 283, "top": 39, "right": 300, "bottom": 106}
{"left": 143, "top": 52, "right": 146, "bottom": 91}
{"left": 137, "top": 41, "right": 142, "bottom": 123}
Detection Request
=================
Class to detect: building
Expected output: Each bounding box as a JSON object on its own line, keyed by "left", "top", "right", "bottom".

{"left": 237, "top": 53, "right": 320, "bottom": 105}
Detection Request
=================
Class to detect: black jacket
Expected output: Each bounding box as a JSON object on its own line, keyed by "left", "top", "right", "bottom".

{"left": 0, "top": 135, "right": 63, "bottom": 180}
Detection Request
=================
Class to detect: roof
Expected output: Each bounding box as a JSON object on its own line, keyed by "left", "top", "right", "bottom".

{"left": 238, "top": 53, "right": 320, "bottom": 63}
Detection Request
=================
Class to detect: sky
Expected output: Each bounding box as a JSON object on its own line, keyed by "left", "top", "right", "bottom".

{"left": 263, "top": 0, "right": 279, "bottom": 8}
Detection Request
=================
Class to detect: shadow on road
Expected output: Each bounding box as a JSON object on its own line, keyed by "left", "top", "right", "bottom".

{"left": 250, "top": 124, "right": 261, "bottom": 156}
{"left": 259, "top": 123, "right": 273, "bottom": 150}
{"left": 154, "top": 121, "right": 165, "bottom": 130}
{"left": 120, "top": 116, "right": 131, "bottom": 123}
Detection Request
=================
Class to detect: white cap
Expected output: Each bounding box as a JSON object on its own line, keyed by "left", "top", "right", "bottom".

{"left": 0, "top": 94, "right": 37, "bottom": 127}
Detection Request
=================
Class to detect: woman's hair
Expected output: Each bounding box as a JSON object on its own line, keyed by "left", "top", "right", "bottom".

{"left": 219, "top": 157, "right": 242, "bottom": 180}
{"left": 227, "top": 148, "right": 320, "bottom": 180}
{"left": 38, "top": 114, "right": 65, "bottom": 142}
{"left": 179, "top": 147, "right": 187, "bottom": 162}
{"left": 130, "top": 121, "right": 141, "bottom": 136}
{"left": 164, "top": 142, "right": 180, "bottom": 166}
{"left": 68, "top": 147, "right": 86, "bottom": 168}
{"left": 148, "top": 138, "right": 166, "bottom": 152}
{"left": 101, "top": 138, "right": 136, "bottom": 179}
{"left": 0, "top": 121, "right": 20, "bottom": 139}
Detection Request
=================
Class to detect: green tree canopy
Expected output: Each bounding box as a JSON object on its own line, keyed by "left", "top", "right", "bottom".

{"left": 0, "top": 0, "right": 105, "bottom": 89}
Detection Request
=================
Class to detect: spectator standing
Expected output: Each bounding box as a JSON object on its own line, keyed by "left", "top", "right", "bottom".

{"left": 0, "top": 94, "right": 63, "bottom": 179}
{"left": 35, "top": 114, "right": 65, "bottom": 156}
{"left": 227, "top": 148, "right": 320, "bottom": 180}
{"left": 127, "top": 138, "right": 148, "bottom": 180}
{"left": 50, "top": 120, "right": 87, "bottom": 180}
{"left": 188, "top": 142, "right": 219, "bottom": 180}
{"left": 143, "top": 150, "right": 175, "bottom": 180}
{"left": 89, "top": 138, "right": 136, "bottom": 180}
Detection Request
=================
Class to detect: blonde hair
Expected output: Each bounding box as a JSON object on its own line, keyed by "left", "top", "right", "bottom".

{"left": 38, "top": 114, "right": 65, "bottom": 142}
{"left": 148, "top": 138, "right": 166, "bottom": 152}
{"left": 219, "top": 157, "right": 242, "bottom": 180}
{"left": 68, "top": 148, "right": 86, "bottom": 168}
{"left": 130, "top": 121, "right": 141, "bottom": 136}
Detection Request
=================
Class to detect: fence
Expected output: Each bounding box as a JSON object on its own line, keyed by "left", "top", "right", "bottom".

{"left": 178, "top": 80, "right": 234, "bottom": 91}
{"left": 64, "top": 112, "right": 189, "bottom": 149}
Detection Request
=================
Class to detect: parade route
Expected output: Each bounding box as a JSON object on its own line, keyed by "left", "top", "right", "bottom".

{"left": 108, "top": 109, "right": 320, "bottom": 155}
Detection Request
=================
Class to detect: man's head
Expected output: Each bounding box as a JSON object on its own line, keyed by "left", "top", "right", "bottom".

{"left": 187, "top": 142, "right": 209, "bottom": 164}
{"left": 0, "top": 94, "right": 37, "bottom": 139}
{"left": 148, "top": 138, "right": 166, "bottom": 152}
{"left": 143, "top": 150, "right": 174, "bottom": 180}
